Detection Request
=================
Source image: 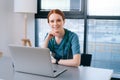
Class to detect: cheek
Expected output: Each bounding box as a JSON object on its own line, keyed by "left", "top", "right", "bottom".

{"left": 48, "top": 23, "right": 53, "bottom": 27}
{"left": 50, "top": 26, "right": 55, "bottom": 31}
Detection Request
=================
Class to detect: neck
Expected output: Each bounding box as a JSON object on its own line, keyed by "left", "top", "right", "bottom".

{"left": 58, "top": 28, "right": 65, "bottom": 38}
{"left": 55, "top": 29, "right": 65, "bottom": 44}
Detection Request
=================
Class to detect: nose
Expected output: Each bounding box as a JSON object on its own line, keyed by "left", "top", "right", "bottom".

{"left": 53, "top": 21, "right": 58, "bottom": 28}
{"left": 53, "top": 21, "right": 57, "bottom": 25}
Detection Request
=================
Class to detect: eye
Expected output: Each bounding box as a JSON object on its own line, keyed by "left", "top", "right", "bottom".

{"left": 57, "top": 19, "right": 61, "bottom": 22}
{"left": 50, "top": 20, "right": 54, "bottom": 23}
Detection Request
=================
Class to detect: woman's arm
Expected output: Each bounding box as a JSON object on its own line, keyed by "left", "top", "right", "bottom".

{"left": 42, "top": 36, "right": 50, "bottom": 48}
{"left": 57, "top": 32, "right": 81, "bottom": 67}
{"left": 42, "top": 31, "right": 54, "bottom": 48}
{"left": 57, "top": 54, "right": 81, "bottom": 67}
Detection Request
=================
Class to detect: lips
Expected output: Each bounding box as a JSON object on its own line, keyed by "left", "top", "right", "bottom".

{"left": 55, "top": 31, "right": 59, "bottom": 33}
{"left": 53, "top": 31, "right": 59, "bottom": 36}
{"left": 53, "top": 29, "right": 59, "bottom": 32}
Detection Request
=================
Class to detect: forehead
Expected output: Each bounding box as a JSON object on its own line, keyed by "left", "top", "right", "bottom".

{"left": 49, "top": 13, "right": 63, "bottom": 20}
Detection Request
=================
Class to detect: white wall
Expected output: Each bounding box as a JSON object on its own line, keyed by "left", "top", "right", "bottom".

{"left": 0, "top": 0, "right": 35, "bottom": 56}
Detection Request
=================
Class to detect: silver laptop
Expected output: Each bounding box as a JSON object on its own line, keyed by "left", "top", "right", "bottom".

{"left": 9, "top": 45, "right": 67, "bottom": 77}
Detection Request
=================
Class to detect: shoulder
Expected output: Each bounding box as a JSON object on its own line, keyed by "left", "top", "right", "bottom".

{"left": 65, "top": 28, "right": 78, "bottom": 38}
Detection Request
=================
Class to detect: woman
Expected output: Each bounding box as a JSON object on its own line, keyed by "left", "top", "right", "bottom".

{"left": 42, "top": 9, "right": 81, "bottom": 67}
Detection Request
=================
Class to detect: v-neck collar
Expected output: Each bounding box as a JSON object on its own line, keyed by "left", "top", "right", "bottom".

{"left": 54, "top": 29, "right": 68, "bottom": 48}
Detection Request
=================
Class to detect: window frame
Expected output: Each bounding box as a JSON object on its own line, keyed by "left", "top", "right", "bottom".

{"left": 35, "top": 0, "right": 85, "bottom": 19}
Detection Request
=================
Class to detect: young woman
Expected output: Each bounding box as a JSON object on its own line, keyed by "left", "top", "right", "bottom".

{"left": 42, "top": 9, "right": 81, "bottom": 67}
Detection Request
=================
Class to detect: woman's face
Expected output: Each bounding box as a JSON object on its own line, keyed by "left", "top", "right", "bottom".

{"left": 48, "top": 13, "right": 65, "bottom": 36}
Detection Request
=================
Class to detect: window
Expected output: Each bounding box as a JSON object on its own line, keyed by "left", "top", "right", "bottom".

{"left": 39, "top": 0, "right": 82, "bottom": 11}
{"left": 88, "top": 0, "right": 120, "bottom": 16}
{"left": 35, "top": 0, "right": 84, "bottom": 18}
{"left": 41, "top": 0, "right": 70, "bottom": 11}
{"left": 87, "top": 0, "right": 120, "bottom": 78}
{"left": 88, "top": 20, "right": 120, "bottom": 75}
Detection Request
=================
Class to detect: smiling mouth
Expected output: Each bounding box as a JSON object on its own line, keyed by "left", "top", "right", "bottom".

{"left": 53, "top": 29, "right": 59, "bottom": 32}
{"left": 55, "top": 31, "right": 59, "bottom": 33}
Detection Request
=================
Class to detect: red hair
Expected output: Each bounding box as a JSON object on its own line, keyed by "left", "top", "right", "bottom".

{"left": 47, "top": 9, "right": 65, "bottom": 23}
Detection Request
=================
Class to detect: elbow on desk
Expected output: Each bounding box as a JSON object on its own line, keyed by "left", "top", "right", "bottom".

{"left": 72, "top": 59, "right": 80, "bottom": 67}
{"left": 75, "top": 61, "right": 80, "bottom": 67}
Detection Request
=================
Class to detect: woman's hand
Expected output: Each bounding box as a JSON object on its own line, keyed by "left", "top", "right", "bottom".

{"left": 42, "top": 31, "right": 55, "bottom": 48}
{"left": 46, "top": 31, "right": 55, "bottom": 40}
{"left": 51, "top": 56, "right": 56, "bottom": 64}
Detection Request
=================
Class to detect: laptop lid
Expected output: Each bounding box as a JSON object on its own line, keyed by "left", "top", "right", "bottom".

{"left": 9, "top": 45, "right": 67, "bottom": 77}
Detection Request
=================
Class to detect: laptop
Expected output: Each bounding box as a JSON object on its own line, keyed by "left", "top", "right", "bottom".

{"left": 9, "top": 45, "right": 67, "bottom": 77}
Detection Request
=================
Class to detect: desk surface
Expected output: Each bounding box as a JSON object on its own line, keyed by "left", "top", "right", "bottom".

{"left": 0, "top": 57, "right": 113, "bottom": 80}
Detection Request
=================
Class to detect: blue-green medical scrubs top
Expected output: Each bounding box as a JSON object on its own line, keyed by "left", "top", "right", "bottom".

{"left": 48, "top": 28, "right": 80, "bottom": 60}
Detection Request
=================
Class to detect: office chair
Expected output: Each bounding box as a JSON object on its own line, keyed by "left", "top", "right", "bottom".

{"left": 80, "top": 53, "right": 92, "bottom": 66}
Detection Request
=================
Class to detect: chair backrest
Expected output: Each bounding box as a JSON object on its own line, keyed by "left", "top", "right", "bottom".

{"left": 80, "top": 54, "right": 92, "bottom": 66}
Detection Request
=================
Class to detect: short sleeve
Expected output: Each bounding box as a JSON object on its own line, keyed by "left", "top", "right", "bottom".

{"left": 71, "top": 33, "right": 80, "bottom": 55}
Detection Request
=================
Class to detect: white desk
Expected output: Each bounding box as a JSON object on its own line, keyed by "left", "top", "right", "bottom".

{"left": 0, "top": 57, "right": 113, "bottom": 80}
